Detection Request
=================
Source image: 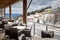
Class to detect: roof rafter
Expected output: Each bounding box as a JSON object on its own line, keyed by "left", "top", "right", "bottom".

{"left": 0, "top": 0, "right": 22, "bottom": 8}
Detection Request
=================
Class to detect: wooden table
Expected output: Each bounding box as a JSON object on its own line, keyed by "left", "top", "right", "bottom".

{"left": 12, "top": 26, "right": 26, "bottom": 30}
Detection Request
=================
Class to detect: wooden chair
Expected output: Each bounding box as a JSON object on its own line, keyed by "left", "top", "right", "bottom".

{"left": 1, "top": 21, "right": 8, "bottom": 30}
{"left": 41, "top": 31, "right": 54, "bottom": 38}
{"left": 0, "top": 17, "right": 3, "bottom": 26}
{"left": 5, "top": 25, "right": 10, "bottom": 36}
{"left": 9, "top": 28, "right": 24, "bottom": 40}
{"left": 2, "top": 21, "right": 8, "bottom": 24}
{"left": 23, "top": 26, "right": 32, "bottom": 38}
{"left": 0, "top": 20, "right": 8, "bottom": 30}
{"left": 9, "top": 28, "right": 19, "bottom": 40}
{"left": 0, "top": 21, "right": 3, "bottom": 29}
{"left": 0, "top": 21, "right": 4, "bottom": 29}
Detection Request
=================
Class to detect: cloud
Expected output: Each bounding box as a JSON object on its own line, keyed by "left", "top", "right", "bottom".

{"left": 6, "top": 7, "right": 23, "bottom": 14}
{"left": 6, "top": 0, "right": 60, "bottom": 14}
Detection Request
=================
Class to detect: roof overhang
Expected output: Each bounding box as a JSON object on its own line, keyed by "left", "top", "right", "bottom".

{"left": 0, "top": 0, "right": 22, "bottom": 8}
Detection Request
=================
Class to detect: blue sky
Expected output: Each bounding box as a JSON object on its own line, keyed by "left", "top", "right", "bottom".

{"left": 6, "top": 0, "right": 60, "bottom": 14}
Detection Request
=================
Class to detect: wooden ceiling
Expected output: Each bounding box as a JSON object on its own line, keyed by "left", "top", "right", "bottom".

{"left": 0, "top": 0, "right": 21, "bottom": 8}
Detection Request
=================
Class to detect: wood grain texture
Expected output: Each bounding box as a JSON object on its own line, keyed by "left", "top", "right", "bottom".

{"left": 0, "top": 0, "right": 20, "bottom": 8}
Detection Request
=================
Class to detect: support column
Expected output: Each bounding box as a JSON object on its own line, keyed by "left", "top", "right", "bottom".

{"left": 23, "top": 0, "right": 27, "bottom": 23}
{"left": 4, "top": 8, "right": 6, "bottom": 18}
{"left": 9, "top": 5, "right": 12, "bottom": 21}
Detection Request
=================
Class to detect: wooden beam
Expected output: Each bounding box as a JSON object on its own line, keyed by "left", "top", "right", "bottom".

{"left": 9, "top": 5, "right": 12, "bottom": 21}
{"left": 0, "top": 0, "right": 19, "bottom": 8}
{"left": 23, "top": 0, "right": 27, "bottom": 23}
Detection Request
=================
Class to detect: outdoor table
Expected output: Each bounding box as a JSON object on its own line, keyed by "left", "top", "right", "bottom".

{"left": 12, "top": 26, "right": 26, "bottom": 30}
{"left": 8, "top": 22, "right": 17, "bottom": 26}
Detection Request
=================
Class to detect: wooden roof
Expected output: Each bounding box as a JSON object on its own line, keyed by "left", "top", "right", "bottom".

{"left": 0, "top": 0, "right": 21, "bottom": 8}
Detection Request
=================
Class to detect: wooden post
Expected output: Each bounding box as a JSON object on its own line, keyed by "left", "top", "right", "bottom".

{"left": 23, "top": 0, "right": 27, "bottom": 23}
{"left": 4, "top": 8, "right": 6, "bottom": 18}
{"left": 9, "top": 5, "right": 12, "bottom": 21}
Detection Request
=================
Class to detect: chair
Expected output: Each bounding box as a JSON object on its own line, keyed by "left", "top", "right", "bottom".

{"left": 0, "top": 20, "right": 8, "bottom": 29}
{"left": 9, "top": 28, "right": 19, "bottom": 40}
{"left": 2, "top": 21, "right": 8, "bottom": 24}
{"left": 1, "top": 21, "right": 8, "bottom": 30}
{"left": 41, "top": 31, "right": 54, "bottom": 38}
{"left": 0, "top": 21, "right": 3, "bottom": 28}
{"left": 9, "top": 28, "right": 23, "bottom": 40}
{"left": 0, "top": 20, "right": 4, "bottom": 29}
{"left": 23, "top": 26, "right": 32, "bottom": 38}
{"left": 5, "top": 24, "right": 10, "bottom": 36}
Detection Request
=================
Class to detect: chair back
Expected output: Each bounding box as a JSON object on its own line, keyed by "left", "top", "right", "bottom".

{"left": 41, "top": 31, "right": 54, "bottom": 38}
{"left": 23, "top": 26, "right": 32, "bottom": 38}
{"left": 9, "top": 28, "right": 18, "bottom": 39}
{"left": 2, "top": 21, "right": 8, "bottom": 24}
{"left": 10, "top": 28, "right": 18, "bottom": 35}
{"left": 4, "top": 24, "right": 10, "bottom": 30}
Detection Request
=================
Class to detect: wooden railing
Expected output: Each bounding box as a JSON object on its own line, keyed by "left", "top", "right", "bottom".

{"left": 33, "top": 22, "right": 60, "bottom": 35}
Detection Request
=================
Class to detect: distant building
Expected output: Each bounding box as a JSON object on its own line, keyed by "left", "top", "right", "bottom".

{"left": 53, "top": 7, "right": 60, "bottom": 13}
{"left": 44, "top": 8, "right": 52, "bottom": 13}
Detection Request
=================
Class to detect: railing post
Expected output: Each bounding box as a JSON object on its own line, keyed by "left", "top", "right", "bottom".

{"left": 9, "top": 5, "right": 12, "bottom": 21}
{"left": 46, "top": 25, "right": 48, "bottom": 31}
{"left": 34, "top": 22, "right": 35, "bottom": 35}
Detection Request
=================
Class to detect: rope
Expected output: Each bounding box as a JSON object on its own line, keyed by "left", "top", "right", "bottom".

{"left": 27, "top": 0, "right": 32, "bottom": 9}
